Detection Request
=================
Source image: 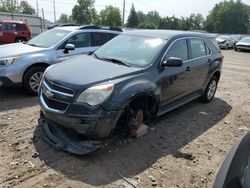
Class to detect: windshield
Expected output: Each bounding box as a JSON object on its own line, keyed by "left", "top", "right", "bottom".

{"left": 240, "top": 38, "right": 250, "bottom": 43}
{"left": 94, "top": 34, "right": 166, "bottom": 68}
{"left": 27, "top": 29, "right": 71, "bottom": 48}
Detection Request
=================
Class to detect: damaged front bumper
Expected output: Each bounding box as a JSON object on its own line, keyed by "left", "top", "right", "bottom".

{"left": 38, "top": 117, "right": 103, "bottom": 155}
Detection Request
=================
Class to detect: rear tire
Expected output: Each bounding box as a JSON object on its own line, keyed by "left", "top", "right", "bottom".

{"left": 15, "top": 37, "right": 26, "bottom": 43}
{"left": 23, "top": 66, "right": 46, "bottom": 95}
{"left": 200, "top": 76, "right": 218, "bottom": 103}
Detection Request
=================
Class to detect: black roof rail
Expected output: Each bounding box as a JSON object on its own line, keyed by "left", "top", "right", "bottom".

{"left": 60, "top": 24, "right": 80, "bottom": 27}
{"left": 79, "top": 25, "right": 101, "bottom": 30}
{"left": 79, "top": 25, "right": 123, "bottom": 32}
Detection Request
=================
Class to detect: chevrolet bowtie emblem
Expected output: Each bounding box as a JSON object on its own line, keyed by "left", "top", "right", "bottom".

{"left": 45, "top": 90, "right": 54, "bottom": 98}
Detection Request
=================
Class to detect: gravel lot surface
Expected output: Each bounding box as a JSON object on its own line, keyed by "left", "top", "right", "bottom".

{"left": 0, "top": 50, "right": 250, "bottom": 188}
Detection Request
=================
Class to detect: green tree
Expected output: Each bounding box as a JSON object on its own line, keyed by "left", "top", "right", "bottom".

{"left": 205, "top": 0, "right": 249, "bottom": 34}
{"left": 72, "top": 0, "right": 96, "bottom": 24}
{"left": 188, "top": 13, "right": 205, "bottom": 30}
{"left": 57, "top": 14, "right": 69, "bottom": 23}
{"left": 145, "top": 11, "right": 161, "bottom": 26}
{"left": 138, "top": 23, "right": 156, "bottom": 29}
{"left": 126, "top": 3, "right": 138, "bottom": 28}
{"left": 137, "top": 11, "right": 146, "bottom": 24}
{"left": 19, "top": 0, "right": 35, "bottom": 15}
{"left": 0, "top": 0, "right": 19, "bottom": 13}
{"left": 99, "top": 6, "right": 122, "bottom": 26}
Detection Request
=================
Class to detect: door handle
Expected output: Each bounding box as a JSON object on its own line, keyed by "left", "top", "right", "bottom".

{"left": 186, "top": 67, "right": 191, "bottom": 72}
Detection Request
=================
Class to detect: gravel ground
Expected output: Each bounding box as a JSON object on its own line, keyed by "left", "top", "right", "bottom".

{"left": 0, "top": 50, "right": 250, "bottom": 188}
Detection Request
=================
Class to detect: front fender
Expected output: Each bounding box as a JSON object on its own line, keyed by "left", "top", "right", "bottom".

{"left": 108, "top": 78, "right": 160, "bottom": 110}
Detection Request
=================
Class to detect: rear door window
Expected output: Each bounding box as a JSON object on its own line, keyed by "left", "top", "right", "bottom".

{"left": 66, "top": 33, "right": 90, "bottom": 48}
{"left": 190, "top": 39, "right": 206, "bottom": 59}
{"left": 3, "top": 23, "right": 14, "bottom": 31}
{"left": 15, "top": 23, "right": 25, "bottom": 31}
{"left": 165, "top": 39, "right": 189, "bottom": 61}
{"left": 91, "top": 32, "right": 111, "bottom": 47}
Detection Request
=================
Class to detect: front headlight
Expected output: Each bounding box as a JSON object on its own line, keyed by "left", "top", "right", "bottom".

{"left": 76, "top": 83, "right": 114, "bottom": 106}
{"left": 0, "top": 56, "right": 20, "bottom": 66}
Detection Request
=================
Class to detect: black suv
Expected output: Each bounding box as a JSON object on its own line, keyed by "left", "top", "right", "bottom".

{"left": 39, "top": 30, "right": 223, "bottom": 154}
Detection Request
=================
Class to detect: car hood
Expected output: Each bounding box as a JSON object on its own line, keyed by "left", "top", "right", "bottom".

{"left": 236, "top": 42, "right": 250, "bottom": 46}
{"left": 0, "top": 43, "right": 46, "bottom": 58}
{"left": 216, "top": 39, "right": 226, "bottom": 43}
{"left": 45, "top": 55, "right": 143, "bottom": 89}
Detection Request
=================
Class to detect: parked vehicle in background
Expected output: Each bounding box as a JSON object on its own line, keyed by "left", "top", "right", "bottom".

{"left": 0, "top": 25, "right": 122, "bottom": 95}
{"left": 0, "top": 20, "right": 31, "bottom": 44}
{"left": 38, "top": 30, "right": 223, "bottom": 155}
{"left": 216, "top": 35, "right": 235, "bottom": 49}
{"left": 234, "top": 37, "right": 250, "bottom": 52}
{"left": 213, "top": 131, "right": 250, "bottom": 188}
{"left": 231, "top": 34, "right": 242, "bottom": 48}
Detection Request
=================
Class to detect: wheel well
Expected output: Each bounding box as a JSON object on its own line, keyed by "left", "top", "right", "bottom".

{"left": 213, "top": 71, "right": 221, "bottom": 81}
{"left": 15, "top": 36, "right": 26, "bottom": 41}
{"left": 22, "top": 63, "right": 49, "bottom": 82}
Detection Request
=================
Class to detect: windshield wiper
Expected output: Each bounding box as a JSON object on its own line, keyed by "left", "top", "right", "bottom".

{"left": 27, "top": 43, "right": 38, "bottom": 47}
{"left": 90, "top": 52, "right": 101, "bottom": 60}
{"left": 102, "top": 57, "right": 131, "bottom": 67}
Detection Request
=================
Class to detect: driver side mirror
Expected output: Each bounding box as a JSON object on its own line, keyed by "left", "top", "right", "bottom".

{"left": 64, "top": 44, "right": 75, "bottom": 54}
{"left": 162, "top": 57, "right": 183, "bottom": 67}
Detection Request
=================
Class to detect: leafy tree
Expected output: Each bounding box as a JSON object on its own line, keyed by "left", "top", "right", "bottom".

{"left": 188, "top": 13, "right": 205, "bottom": 30}
{"left": 0, "top": 0, "right": 19, "bottom": 13}
{"left": 126, "top": 3, "right": 138, "bottom": 28}
{"left": 57, "top": 14, "right": 69, "bottom": 23}
{"left": 137, "top": 11, "right": 146, "bottom": 24}
{"left": 72, "top": 0, "right": 96, "bottom": 24}
{"left": 145, "top": 11, "right": 161, "bottom": 26}
{"left": 158, "top": 16, "right": 181, "bottom": 30}
{"left": 19, "top": 0, "right": 35, "bottom": 15}
{"left": 205, "top": 0, "right": 249, "bottom": 34}
{"left": 138, "top": 23, "right": 156, "bottom": 29}
{"left": 99, "top": 6, "right": 122, "bottom": 26}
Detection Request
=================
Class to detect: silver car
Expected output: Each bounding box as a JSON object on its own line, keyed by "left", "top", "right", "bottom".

{"left": 216, "top": 35, "right": 235, "bottom": 50}
{"left": 235, "top": 37, "right": 250, "bottom": 52}
{"left": 0, "top": 25, "right": 121, "bottom": 94}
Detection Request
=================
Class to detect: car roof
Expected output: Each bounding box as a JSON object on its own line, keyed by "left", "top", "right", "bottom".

{"left": 125, "top": 29, "right": 216, "bottom": 40}
{"left": 57, "top": 26, "right": 122, "bottom": 34}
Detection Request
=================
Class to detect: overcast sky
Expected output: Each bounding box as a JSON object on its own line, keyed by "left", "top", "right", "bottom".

{"left": 25, "top": 0, "right": 250, "bottom": 23}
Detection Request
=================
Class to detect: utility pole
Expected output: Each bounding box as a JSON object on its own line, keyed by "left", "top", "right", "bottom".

{"left": 53, "top": 0, "right": 56, "bottom": 23}
{"left": 36, "top": 0, "right": 39, "bottom": 16}
{"left": 122, "top": 0, "right": 126, "bottom": 28}
{"left": 42, "top": 8, "right": 45, "bottom": 31}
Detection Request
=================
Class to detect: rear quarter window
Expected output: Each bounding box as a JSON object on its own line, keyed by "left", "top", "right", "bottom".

{"left": 15, "top": 23, "right": 25, "bottom": 31}
{"left": 209, "top": 38, "right": 221, "bottom": 53}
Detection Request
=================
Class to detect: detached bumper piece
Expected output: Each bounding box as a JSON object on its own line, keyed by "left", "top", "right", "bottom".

{"left": 38, "top": 117, "right": 102, "bottom": 155}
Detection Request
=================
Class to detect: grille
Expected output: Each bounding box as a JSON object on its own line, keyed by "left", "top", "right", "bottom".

{"left": 44, "top": 78, "right": 73, "bottom": 95}
{"left": 42, "top": 92, "right": 68, "bottom": 111}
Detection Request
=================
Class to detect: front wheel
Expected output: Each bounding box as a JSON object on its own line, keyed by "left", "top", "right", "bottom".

{"left": 200, "top": 76, "right": 218, "bottom": 103}
{"left": 23, "top": 66, "right": 46, "bottom": 95}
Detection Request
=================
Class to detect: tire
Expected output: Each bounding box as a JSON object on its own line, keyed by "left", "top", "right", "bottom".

{"left": 15, "top": 37, "right": 26, "bottom": 43}
{"left": 200, "top": 76, "right": 218, "bottom": 103}
{"left": 225, "top": 44, "right": 228, "bottom": 50}
{"left": 23, "top": 66, "right": 46, "bottom": 95}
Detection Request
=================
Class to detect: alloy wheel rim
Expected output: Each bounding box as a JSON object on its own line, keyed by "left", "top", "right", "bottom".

{"left": 207, "top": 80, "right": 217, "bottom": 100}
{"left": 29, "top": 72, "right": 43, "bottom": 92}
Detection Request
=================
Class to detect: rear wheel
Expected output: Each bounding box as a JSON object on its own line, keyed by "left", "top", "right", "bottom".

{"left": 23, "top": 66, "right": 46, "bottom": 95}
{"left": 15, "top": 37, "right": 26, "bottom": 43}
{"left": 225, "top": 44, "right": 228, "bottom": 50}
{"left": 200, "top": 76, "right": 218, "bottom": 103}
